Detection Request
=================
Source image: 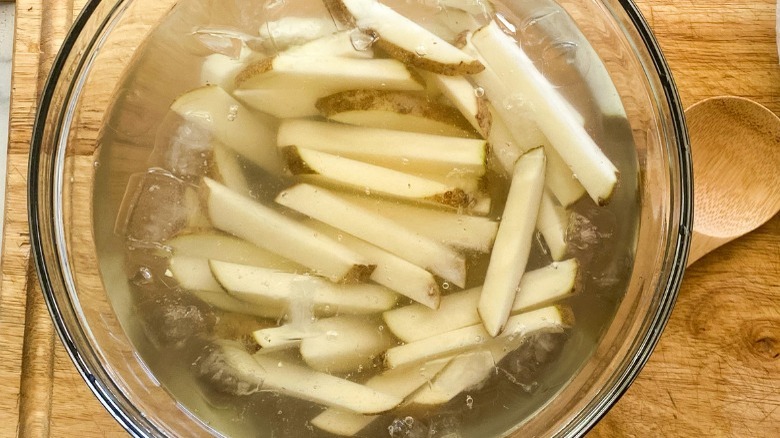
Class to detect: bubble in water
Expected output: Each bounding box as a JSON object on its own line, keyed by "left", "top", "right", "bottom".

{"left": 350, "top": 29, "right": 378, "bottom": 51}
{"left": 415, "top": 45, "right": 428, "bottom": 57}
{"left": 227, "top": 104, "right": 239, "bottom": 121}
{"left": 404, "top": 416, "right": 414, "bottom": 426}
{"left": 93, "top": 160, "right": 100, "bottom": 168}
{"left": 442, "top": 282, "right": 450, "bottom": 290}
{"left": 474, "top": 87, "right": 485, "bottom": 98}
{"left": 474, "top": 335, "right": 483, "bottom": 343}
{"left": 465, "top": 395, "right": 474, "bottom": 409}
{"left": 134, "top": 266, "right": 154, "bottom": 286}
{"left": 364, "top": 187, "right": 372, "bottom": 195}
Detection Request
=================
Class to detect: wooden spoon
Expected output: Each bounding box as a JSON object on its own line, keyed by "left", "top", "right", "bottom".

{"left": 685, "top": 96, "right": 780, "bottom": 266}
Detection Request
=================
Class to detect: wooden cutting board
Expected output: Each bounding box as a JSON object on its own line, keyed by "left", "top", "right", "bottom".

{"left": 1, "top": 0, "right": 778, "bottom": 437}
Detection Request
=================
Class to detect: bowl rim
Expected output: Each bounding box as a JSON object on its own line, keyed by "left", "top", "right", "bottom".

{"left": 27, "top": 0, "right": 693, "bottom": 437}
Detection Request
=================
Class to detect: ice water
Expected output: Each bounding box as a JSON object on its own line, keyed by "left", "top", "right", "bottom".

{"left": 92, "top": 0, "right": 640, "bottom": 436}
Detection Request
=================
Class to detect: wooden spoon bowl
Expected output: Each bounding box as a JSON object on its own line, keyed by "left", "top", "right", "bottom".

{"left": 685, "top": 96, "right": 780, "bottom": 266}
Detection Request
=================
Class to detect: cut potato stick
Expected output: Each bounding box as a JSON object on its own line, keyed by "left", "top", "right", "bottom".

{"left": 385, "top": 306, "right": 571, "bottom": 368}
{"left": 166, "top": 231, "right": 303, "bottom": 271}
{"left": 300, "top": 316, "right": 392, "bottom": 373}
{"left": 487, "top": 108, "right": 523, "bottom": 174}
{"left": 203, "top": 178, "right": 374, "bottom": 283}
{"left": 169, "top": 256, "right": 286, "bottom": 318}
{"left": 170, "top": 85, "right": 281, "bottom": 173}
{"left": 537, "top": 190, "right": 570, "bottom": 261}
{"left": 544, "top": 143, "right": 587, "bottom": 207}
{"left": 419, "top": 71, "right": 492, "bottom": 136}
{"left": 211, "top": 143, "right": 252, "bottom": 197}
{"left": 479, "top": 148, "right": 546, "bottom": 336}
{"left": 213, "top": 343, "right": 403, "bottom": 414}
{"left": 283, "top": 30, "right": 374, "bottom": 59}
{"left": 343, "top": 193, "right": 498, "bottom": 253}
{"left": 383, "top": 259, "right": 578, "bottom": 343}
{"left": 326, "top": 0, "right": 484, "bottom": 75}
{"left": 311, "top": 357, "right": 451, "bottom": 436}
{"left": 408, "top": 350, "right": 494, "bottom": 405}
{"left": 316, "top": 90, "right": 477, "bottom": 138}
{"left": 233, "top": 88, "right": 330, "bottom": 118}
{"left": 211, "top": 261, "right": 397, "bottom": 315}
{"left": 253, "top": 324, "right": 313, "bottom": 349}
{"left": 471, "top": 22, "right": 618, "bottom": 204}
{"left": 277, "top": 119, "right": 487, "bottom": 176}
{"left": 306, "top": 220, "right": 440, "bottom": 309}
{"left": 200, "top": 46, "right": 258, "bottom": 91}
{"left": 235, "top": 55, "right": 422, "bottom": 91}
{"left": 276, "top": 184, "right": 467, "bottom": 288}
{"left": 285, "top": 147, "right": 474, "bottom": 208}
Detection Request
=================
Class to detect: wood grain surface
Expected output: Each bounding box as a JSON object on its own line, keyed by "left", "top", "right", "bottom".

{"left": 2, "top": 0, "right": 778, "bottom": 437}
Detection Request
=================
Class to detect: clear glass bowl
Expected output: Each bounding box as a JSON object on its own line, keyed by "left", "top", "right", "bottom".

{"left": 29, "top": 0, "right": 691, "bottom": 436}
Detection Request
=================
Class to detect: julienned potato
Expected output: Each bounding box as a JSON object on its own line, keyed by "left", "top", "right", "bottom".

{"left": 166, "top": 0, "right": 619, "bottom": 435}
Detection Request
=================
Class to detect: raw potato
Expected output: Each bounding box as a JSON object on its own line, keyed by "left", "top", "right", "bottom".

{"left": 166, "top": 231, "right": 302, "bottom": 271}
{"left": 217, "top": 343, "right": 404, "bottom": 414}
{"left": 316, "top": 90, "right": 477, "bottom": 138}
{"left": 203, "top": 178, "right": 374, "bottom": 283}
{"left": 385, "top": 306, "right": 572, "bottom": 369}
{"left": 200, "top": 46, "right": 258, "bottom": 91}
{"left": 419, "top": 71, "right": 492, "bottom": 136}
{"left": 233, "top": 88, "right": 331, "bottom": 118}
{"left": 536, "top": 190, "right": 570, "bottom": 260}
{"left": 325, "top": 0, "right": 484, "bottom": 75}
{"left": 170, "top": 85, "right": 281, "bottom": 174}
{"left": 277, "top": 119, "right": 487, "bottom": 176}
{"left": 306, "top": 220, "right": 440, "bottom": 309}
{"left": 300, "top": 316, "right": 392, "bottom": 373}
{"left": 544, "top": 143, "right": 587, "bottom": 207}
{"left": 210, "top": 143, "right": 251, "bottom": 197}
{"left": 285, "top": 147, "right": 474, "bottom": 208}
{"left": 168, "top": 256, "right": 286, "bottom": 318}
{"left": 211, "top": 261, "right": 398, "bottom": 315}
{"left": 276, "top": 183, "right": 467, "bottom": 288}
{"left": 253, "top": 324, "right": 312, "bottom": 349}
{"left": 235, "top": 55, "right": 423, "bottom": 91}
{"left": 478, "top": 148, "right": 546, "bottom": 337}
{"left": 311, "top": 358, "right": 451, "bottom": 436}
{"left": 283, "top": 30, "right": 375, "bottom": 59}
{"left": 471, "top": 22, "right": 618, "bottom": 205}
{"left": 407, "top": 350, "right": 494, "bottom": 405}
{"left": 383, "top": 259, "right": 579, "bottom": 343}
{"left": 343, "top": 194, "right": 498, "bottom": 253}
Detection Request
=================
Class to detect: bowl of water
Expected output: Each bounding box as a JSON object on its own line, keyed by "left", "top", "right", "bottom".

{"left": 29, "top": 0, "right": 690, "bottom": 436}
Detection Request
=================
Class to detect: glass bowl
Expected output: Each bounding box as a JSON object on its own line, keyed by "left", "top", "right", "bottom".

{"left": 29, "top": 0, "right": 691, "bottom": 436}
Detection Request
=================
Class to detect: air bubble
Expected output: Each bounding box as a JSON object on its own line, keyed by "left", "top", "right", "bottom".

{"left": 442, "top": 282, "right": 450, "bottom": 290}
{"left": 466, "top": 395, "right": 474, "bottom": 409}
{"left": 474, "top": 87, "right": 485, "bottom": 98}
{"left": 415, "top": 45, "right": 428, "bottom": 57}
{"left": 227, "top": 105, "right": 239, "bottom": 121}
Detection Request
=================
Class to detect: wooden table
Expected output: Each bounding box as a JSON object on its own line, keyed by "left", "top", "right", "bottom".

{"left": 1, "top": 0, "right": 778, "bottom": 436}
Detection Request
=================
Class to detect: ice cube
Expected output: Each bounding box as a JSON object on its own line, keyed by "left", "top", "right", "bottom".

{"left": 151, "top": 114, "right": 213, "bottom": 181}
{"left": 134, "top": 289, "right": 215, "bottom": 349}
{"left": 115, "top": 169, "right": 202, "bottom": 245}
{"left": 498, "top": 332, "right": 566, "bottom": 393}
